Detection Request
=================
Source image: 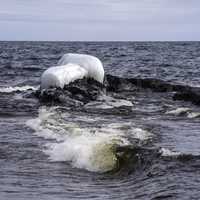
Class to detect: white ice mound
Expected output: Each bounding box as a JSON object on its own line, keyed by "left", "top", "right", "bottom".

{"left": 41, "top": 63, "right": 88, "bottom": 89}
{"left": 58, "top": 53, "right": 104, "bottom": 83}
{"left": 41, "top": 53, "right": 104, "bottom": 89}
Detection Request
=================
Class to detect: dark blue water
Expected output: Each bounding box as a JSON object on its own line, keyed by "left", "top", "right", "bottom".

{"left": 0, "top": 42, "right": 200, "bottom": 200}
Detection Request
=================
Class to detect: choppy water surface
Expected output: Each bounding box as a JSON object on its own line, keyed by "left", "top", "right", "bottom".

{"left": 0, "top": 42, "right": 200, "bottom": 200}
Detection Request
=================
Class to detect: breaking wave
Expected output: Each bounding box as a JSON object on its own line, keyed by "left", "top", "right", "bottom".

{"left": 27, "top": 106, "right": 152, "bottom": 172}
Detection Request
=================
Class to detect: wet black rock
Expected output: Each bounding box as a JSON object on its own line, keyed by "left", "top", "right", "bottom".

{"left": 106, "top": 74, "right": 200, "bottom": 106}
{"left": 105, "top": 74, "right": 174, "bottom": 92}
{"left": 173, "top": 88, "right": 200, "bottom": 105}
{"left": 36, "top": 77, "right": 105, "bottom": 106}
{"left": 35, "top": 74, "right": 200, "bottom": 107}
{"left": 105, "top": 74, "right": 138, "bottom": 92}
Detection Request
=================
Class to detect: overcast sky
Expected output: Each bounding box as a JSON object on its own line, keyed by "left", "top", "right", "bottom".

{"left": 0, "top": 0, "right": 199, "bottom": 41}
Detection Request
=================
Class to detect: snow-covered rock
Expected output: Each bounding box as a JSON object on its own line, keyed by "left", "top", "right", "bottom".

{"left": 58, "top": 53, "right": 104, "bottom": 83}
{"left": 41, "top": 64, "right": 88, "bottom": 89}
{"left": 41, "top": 53, "right": 105, "bottom": 90}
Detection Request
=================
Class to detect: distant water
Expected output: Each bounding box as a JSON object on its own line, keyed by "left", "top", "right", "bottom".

{"left": 1, "top": 41, "right": 200, "bottom": 200}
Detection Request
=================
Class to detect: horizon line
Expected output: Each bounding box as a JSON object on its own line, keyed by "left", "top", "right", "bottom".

{"left": 0, "top": 40, "right": 200, "bottom": 42}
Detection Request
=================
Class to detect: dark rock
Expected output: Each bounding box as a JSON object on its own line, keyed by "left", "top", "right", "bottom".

{"left": 105, "top": 74, "right": 174, "bottom": 92}
{"left": 173, "top": 89, "right": 200, "bottom": 105}
{"left": 105, "top": 74, "right": 137, "bottom": 92}
{"left": 35, "top": 74, "right": 200, "bottom": 107}
{"left": 36, "top": 77, "right": 105, "bottom": 106}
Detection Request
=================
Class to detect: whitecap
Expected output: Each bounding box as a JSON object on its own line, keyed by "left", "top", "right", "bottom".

{"left": 165, "top": 107, "right": 191, "bottom": 116}
{"left": 159, "top": 148, "right": 180, "bottom": 157}
{"left": 27, "top": 107, "right": 152, "bottom": 172}
{"left": 187, "top": 112, "right": 200, "bottom": 119}
{"left": 0, "top": 85, "right": 38, "bottom": 93}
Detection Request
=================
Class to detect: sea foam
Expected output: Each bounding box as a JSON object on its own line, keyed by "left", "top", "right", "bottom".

{"left": 0, "top": 85, "right": 38, "bottom": 93}
{"left": 165, "top": 107, "right": 191, "bottom": 116}
{"left": 160, "top": 148, "right": 181, "bottom": 157}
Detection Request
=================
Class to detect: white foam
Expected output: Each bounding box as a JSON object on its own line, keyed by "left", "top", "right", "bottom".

{"left": 27, "top": 107, "right": 152, "bottom": 172}
{"left": 0, "top": 85, "right": 38, "bottom": 93}
{"left": 26, "top": 107, "right": 61, "bottom": 140}
{"left": 187, "top": 112, "right": 200, "bottom": 119}
{"left": 130, "top": 128, "right": 152, "bottom": 141}
{"left": 58, "top": 53, "right": 104, "bottom": 83}
{"left": 160, "top": 148, "right": 180, "bottom": 157}
{"left": 41, "top": 63, "right": 88, "bottom": 89}
{"left": 45, "top": 134, "right": 119, "bottom": 172}
{"left": 165, "top": 107, "right": 200, "bottom": 119}
{"left": 165, "top": 107, "right": 191, "bottom": 116}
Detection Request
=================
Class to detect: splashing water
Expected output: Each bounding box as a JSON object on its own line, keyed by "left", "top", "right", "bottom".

{"left": 27, "top": 106, "right": 152, "bottom": 172}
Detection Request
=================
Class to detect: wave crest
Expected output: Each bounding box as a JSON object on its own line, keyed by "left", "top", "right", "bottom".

{"left": 26, "top": 106, "right": 152, "bottom": 172}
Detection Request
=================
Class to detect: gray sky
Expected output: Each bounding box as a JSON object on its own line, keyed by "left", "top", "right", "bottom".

{"left": 0, "top": 0, "right": 199, "bottom": 41}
